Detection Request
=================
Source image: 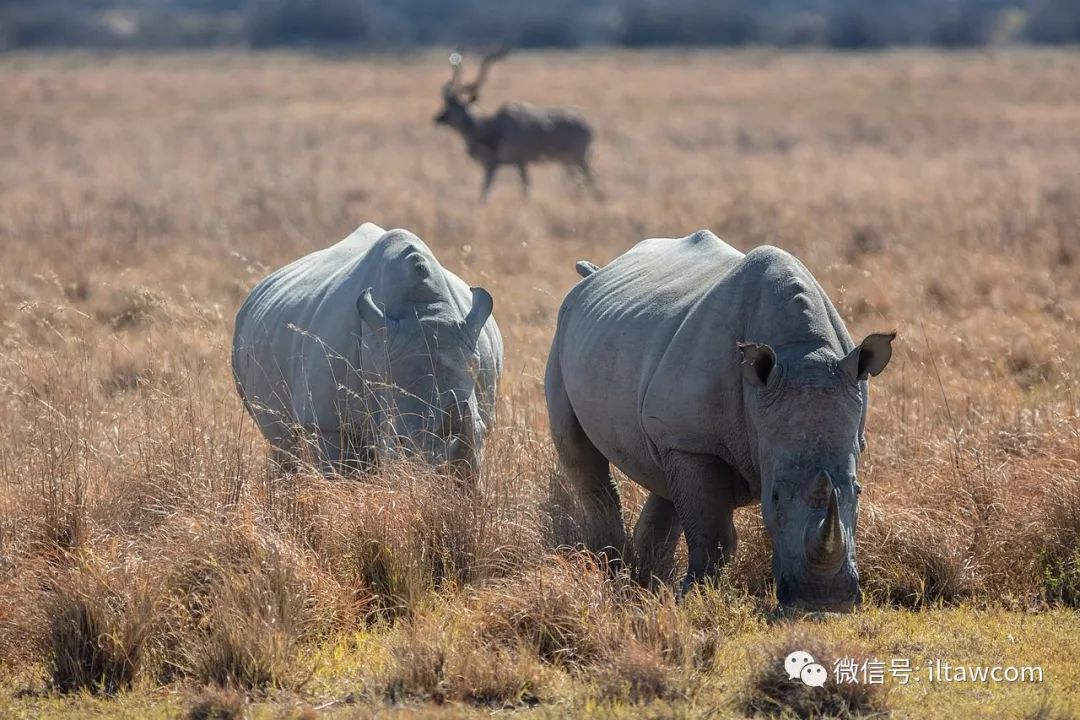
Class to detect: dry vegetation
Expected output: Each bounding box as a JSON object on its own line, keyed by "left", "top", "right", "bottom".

{"left": 0, "top": 49, "right": 1078, "bottom": 718}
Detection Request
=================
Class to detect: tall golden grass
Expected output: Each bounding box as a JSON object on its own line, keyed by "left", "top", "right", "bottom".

{"left": 0, "top": 49, "right": 1077, "bottom": 711}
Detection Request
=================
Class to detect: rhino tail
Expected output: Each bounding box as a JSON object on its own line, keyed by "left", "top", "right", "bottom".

{"left": 575, "top": 260, "right": 601, "bottom": 278}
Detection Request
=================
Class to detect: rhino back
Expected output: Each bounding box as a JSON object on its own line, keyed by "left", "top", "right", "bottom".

{"left": 553, "top": 231, "right": 744, "bottom": 491}
{"left": 233, "top": 223, "right": 503, "bottom": 436}
{"left": 232, "top": 223, "right": 386, "bottom": 431}
{"left": 555, "top": 232, "right": 854, "bottom": 497}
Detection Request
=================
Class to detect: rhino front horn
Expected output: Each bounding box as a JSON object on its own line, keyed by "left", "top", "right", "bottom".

{"left": 807, "top": 482, "right": 846, "bottom": 570}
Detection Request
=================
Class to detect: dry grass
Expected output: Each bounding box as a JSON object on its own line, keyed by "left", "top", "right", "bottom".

{"left": 45, "top": 552, "right": 158, "bottom": 694}
{"left": 741, "top": 630, "right": 890, "bottom": 718}
{"left": 0, "top": 48, "right": 1078, "bottom": 717}
{"left": 186, "top": 686, "right": 246, "bottom": 720}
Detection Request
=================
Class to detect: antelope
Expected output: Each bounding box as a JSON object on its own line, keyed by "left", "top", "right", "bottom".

{"left": 433, "top": 47, "right": 596, "bottom": 201}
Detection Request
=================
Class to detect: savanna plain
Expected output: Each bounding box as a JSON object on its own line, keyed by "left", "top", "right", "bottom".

{"left": 0, "top": 49, "right": 1078, "bottom": 719}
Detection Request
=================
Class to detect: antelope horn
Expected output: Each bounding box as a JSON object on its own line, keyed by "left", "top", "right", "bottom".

{"left": 462, "top": 43, "right": 510, "bottom": 102}
{"left": 444, "top": 48, "right": 465, "bottom": 97}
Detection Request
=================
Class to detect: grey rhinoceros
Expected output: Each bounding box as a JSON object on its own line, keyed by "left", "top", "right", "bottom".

{"left": 545, "top": 230, "right": 894, "bottom": 612}
{"left": 232, "top": 222, "right": 503, "bottom": 477}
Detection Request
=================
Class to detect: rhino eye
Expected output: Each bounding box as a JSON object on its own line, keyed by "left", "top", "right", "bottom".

{"left": 854, "top": 482, "right": 863, "bottom": 496}
{"left": 771, "top": 491, "right": 779, "bottom": 503}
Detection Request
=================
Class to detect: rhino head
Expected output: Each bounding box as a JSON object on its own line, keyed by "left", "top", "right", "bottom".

{"left": 739, "top": 332, "right": 895, "bottom": 613}
{"left": 355, "top": 252, "right": 493, "bottom": 479}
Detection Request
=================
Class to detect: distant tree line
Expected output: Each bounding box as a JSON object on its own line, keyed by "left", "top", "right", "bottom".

{"left": 1, "top": 0, "right": 1077, "bottom": 51}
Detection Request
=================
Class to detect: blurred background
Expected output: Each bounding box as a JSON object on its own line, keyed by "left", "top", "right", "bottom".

{"left": 0, "top": 0, "right": 1078, "bottom": 52}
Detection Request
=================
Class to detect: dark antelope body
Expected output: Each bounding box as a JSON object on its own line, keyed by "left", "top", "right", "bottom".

{"left": 434, "top": 47, "right": 596, "bottom": 201}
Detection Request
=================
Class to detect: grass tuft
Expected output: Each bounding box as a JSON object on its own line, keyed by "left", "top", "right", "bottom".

{"left": 741, "top": 630, "right": 890, "bottom": 718}
{"left": 186, "top": 686, "right": 246, "bottom": 720}
{"left": 45, "top": 555, "right": 156, "bottom": 695}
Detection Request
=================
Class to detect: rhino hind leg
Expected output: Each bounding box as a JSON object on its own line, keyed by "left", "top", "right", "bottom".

{"left": 270, "top": 444, "right": 300, "bottom": 476}
{"left": 313, "top": 428, "right": 379, "bottom": 477}
{"left": 546, "top": 356, "right": 627, "bottom": 566}
{"left": 632, "top": 493, "right": 682, "bottom": 587}
{"left": 663, "top": 451, "right": 739, "bottom": 595}
{"left": 255, "top": 411, "right": 300, "bottom": 476}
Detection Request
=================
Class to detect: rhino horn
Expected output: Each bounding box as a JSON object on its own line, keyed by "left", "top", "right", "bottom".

{"left": 807, "top": 480, "right": 846, "bottom": 570}
{"left": 444, "top": 390, "right": 464, "bottom": 434}
{"left": 463, "top": 287, "right": 493, "bottom": 343}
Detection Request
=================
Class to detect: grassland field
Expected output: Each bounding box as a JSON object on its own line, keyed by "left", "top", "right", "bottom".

{"left": 0, "top": 49, "right": 1078, "bottom": 719}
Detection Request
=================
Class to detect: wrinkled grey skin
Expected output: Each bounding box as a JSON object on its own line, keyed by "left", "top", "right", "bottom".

{"left": 233, "top": 223, "right": 503, "bottom": 478}
{"left": 435, "top": 93, "right": 595, "bottom": 201}
{"left": 546, "top": 231, "right": 894, "bottom": 612}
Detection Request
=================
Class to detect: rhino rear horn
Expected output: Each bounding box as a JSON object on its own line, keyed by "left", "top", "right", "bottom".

{"left": 463, "top": 287, "right": 493, "bottom": 343}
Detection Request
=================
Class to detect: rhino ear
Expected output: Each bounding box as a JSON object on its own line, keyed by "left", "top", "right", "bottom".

{"left": 463, "top": 287, "right": 493, "bottom": 343}
{"left": 737, "top": 341, "right": 776, "bottom": 387}
{"left": 356, "top": 288, "right": 387, "bottom": 331}
{"left": 575, "top": 260, "right": 600, "bottom": 278}
{"left": 841, "top": 331, "right": 896, "bottom": 381}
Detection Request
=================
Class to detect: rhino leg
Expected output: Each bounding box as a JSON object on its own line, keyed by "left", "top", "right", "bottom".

{"left": 312, "top": 428, "right": 378, "bottom": 477}
{"left": 314, "top": 429, "right": 346, "bottom": 475}
{"left": 546, "top": 356, "right": 627, "bottom": 566}
{"left": 270, "top": 444, "right": 299, "bottom": 475}
{"left": 261, "top": 417, "right": 299, "bottom": 475}
{"left": 632, "top": 492, "right": 682, "bottom": 587}
{"left": 663, "top": 451, "right": 738, "bottom": 594}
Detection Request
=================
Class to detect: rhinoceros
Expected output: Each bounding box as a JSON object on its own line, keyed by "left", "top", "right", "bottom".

{"left": 232, "top": 222, "right": 503, "bottom": 477}
{"left": 545, "top": 230, "right": 894, "bottom": 612}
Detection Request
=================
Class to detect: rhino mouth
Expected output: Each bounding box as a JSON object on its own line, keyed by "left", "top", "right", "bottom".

{"left": 776, "top": 574, "right": 861, "bottom": 614}
{"left": 779, "top": 597, "right": 860, "bottom": 616}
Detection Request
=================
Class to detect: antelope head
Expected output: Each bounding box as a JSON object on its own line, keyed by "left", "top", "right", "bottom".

{"left": 434, "top": 45, "right": 509, "bottom": 128}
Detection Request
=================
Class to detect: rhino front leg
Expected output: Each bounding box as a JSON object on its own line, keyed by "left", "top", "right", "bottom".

{"left": 315, "top": 429, "right": 346, "bottom": 476}
{"left": 663, "top": 450, "right": 738, "bottom": 593}
{"left": 632, "top": 492, "right": 682, "bottom": 587}
{"left": 314, "top": 427, "right": 380, "bottom": 476}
